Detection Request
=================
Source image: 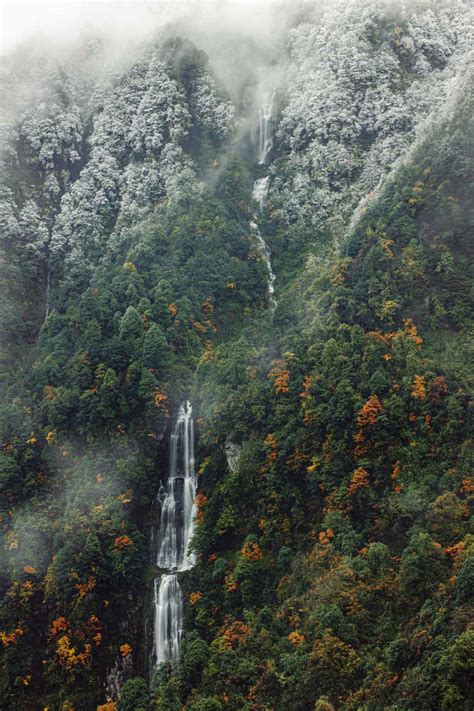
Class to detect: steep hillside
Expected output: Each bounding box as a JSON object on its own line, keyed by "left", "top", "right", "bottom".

{"left": 185, "top": 71, "right": 473, "bottom": 711}
{"left": 0, "top": 2, "right": 472, "bottom": 710}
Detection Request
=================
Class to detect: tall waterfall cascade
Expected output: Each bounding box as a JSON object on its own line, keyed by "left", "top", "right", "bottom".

{"left": 154, "top": 402, "right": 197, "bottom": 667}
{"left": 252, "top": 95, "right": 277, "bottom": 308}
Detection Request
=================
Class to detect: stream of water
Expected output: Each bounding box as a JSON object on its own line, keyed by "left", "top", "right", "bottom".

{"left": 153, "top": 402, "right": 196, "bottom": 666}
{"left": 252, "top": 95, "right": 276, "bottom": 308}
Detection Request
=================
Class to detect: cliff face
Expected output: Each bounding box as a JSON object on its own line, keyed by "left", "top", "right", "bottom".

{"left": 0, "top": 2, "right": 473, "bottom": 710}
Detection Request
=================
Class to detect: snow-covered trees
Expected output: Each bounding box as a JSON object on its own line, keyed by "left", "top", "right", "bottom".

{"left": 127, "top": 55, "right": 191, "bottom": 156}
{"left": 50, "top": 42, "right": 234, "bottom": 273}
{"left": 17, "top": 60, "right": 83, "bottom": 176}
{"left": 3, "top": 0, "right": 470, "bottom": 336}
{"left": 189, "top": 70, "right": 235, "bottom": 140}
{"left": 0, "top": 33, "right": 238, "bottom": 364}
{"left": 271, "top": 0, "right": 473, "bottom": 230}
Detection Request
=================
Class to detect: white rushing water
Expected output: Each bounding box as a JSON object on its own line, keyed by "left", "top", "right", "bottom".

{"left": 154, "top": 401, "right": 197, "bottom": 667}
{"left": 250, "top": 216, "right": 276, "bottom": 308}
{"left": 252, "top": 100, "right": 277, "bottom": 308}
{"left": 252, "top": 176, "right": 270, "bottom": 212}
{"left": 154, "top": 574, "right": 183, "bottom": 665}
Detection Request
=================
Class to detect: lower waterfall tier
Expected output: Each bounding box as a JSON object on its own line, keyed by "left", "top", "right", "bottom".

{"left": 154, "top": 574, "right": 183, "bottom": 665}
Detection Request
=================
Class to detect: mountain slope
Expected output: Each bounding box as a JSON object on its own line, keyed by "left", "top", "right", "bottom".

{"left": 0, "top": 2, "right": 473, "bottom": 710}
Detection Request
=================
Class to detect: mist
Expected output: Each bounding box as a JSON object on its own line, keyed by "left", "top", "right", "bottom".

{"left": 1, "top": 0, "right": 473, "bottom": 707}
{"left": 1, "top": 0, "right": 305, "bottom": 125}
{"left": 1, "top": 0, "right": 300, "bottom": 55}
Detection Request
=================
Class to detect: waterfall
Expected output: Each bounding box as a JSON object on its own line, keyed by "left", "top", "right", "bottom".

{"left": 252, "top": 138, "right": 276, "bottom": 308}
{"left": 253, "top": 176, "right": 270, "bottom": 212}
{"left": 250, "top": 217, "right": 276, "bottom": 308}
{"left": 257, "top": 94, "right": 274, "bottom": 165}
{"left": 154, "top": 401, "right": 197, "bottom": 667}
{"left": 154, "top": 575, "right": 183, "bottom": 665}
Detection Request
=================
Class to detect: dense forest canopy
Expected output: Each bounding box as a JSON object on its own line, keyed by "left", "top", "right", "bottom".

{"left": 0, "top": 1, "right": 473, "bottom": 709}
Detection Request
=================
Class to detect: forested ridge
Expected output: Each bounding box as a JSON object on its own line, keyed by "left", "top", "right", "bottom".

{"left": 0, "top": 1, "right": 473, "bottom": 710}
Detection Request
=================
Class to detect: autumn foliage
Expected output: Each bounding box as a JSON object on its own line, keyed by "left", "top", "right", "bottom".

{"left": 216, "top": 620, "right": 251, "bottom": 652}
{"left": 113, "top": 536, "right": 133, "bottom": 550}
{"left": 354, "top": 394, "right": 384, "bottom": 456}
{"left": 195, "top": 492, "right": 208, "bottom": 524}
{"left": 189, "top": 591, "right": 203, "bottom": 605}
{"left": 411, "top": 374, "right": 427, "bottom": 399}
{"left": 356, "top": 395, "right": 384, "bottom": 428}
{"left": 241, "top": 540, "right": 263, "bottom": 561}
{"left": 119, "top": 643, "right": 132, "bottom": 657}
{"left": 268, "top": 360, "right": 290, "bottom": 394}
{"left": 154, "top": 389, "right": 169, "bottom": 412}
{"left": 56, "top": 635, "right": 91, "bottom": 670}
{"left": 348, "top": 467, "right": 370, "bottom": 496}
{"left": 51, "top": 617, "right": 68, "bottom": 636}
{"left": 288, "top": 631, "right": 305, "bottom": 646}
